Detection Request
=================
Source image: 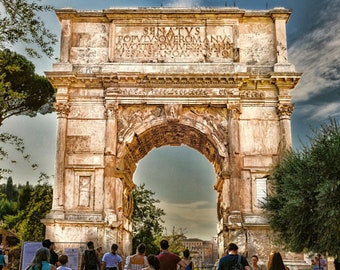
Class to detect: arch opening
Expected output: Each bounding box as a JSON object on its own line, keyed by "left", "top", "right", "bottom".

{"left": 133, "top": 145, "right": 217, "bottom": 240}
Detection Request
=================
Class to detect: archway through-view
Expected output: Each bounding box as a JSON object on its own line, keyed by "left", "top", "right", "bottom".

{"left": 133, "top": 145, "right": 217, "bottom": 240}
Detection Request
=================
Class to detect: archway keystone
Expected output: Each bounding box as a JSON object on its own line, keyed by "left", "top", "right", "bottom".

{"left": 44, "top": 7, "right": 301, "bottom": 260}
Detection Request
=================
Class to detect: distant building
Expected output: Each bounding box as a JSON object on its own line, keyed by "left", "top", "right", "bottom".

{"left": 182, "top": 237, "right": 218, "bottom": 270}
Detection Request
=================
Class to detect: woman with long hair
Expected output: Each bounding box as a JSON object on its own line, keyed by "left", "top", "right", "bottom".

{"left": 27, "top": 248, "right": 57, "bottom": 270}
{"left": 267, "top": 251, "right": 285, "bottom": 270}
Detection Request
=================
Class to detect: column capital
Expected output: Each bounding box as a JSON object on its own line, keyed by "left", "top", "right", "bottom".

{"left": 105, "top": 102, "right": 119, "bottom": 118}
{"left": 54, "top": 102, "right": 70, "bottom": 118}
{"left": 277, "top": 103, "right": 294, "bottom": 119}
{"left": 227, "top": 103, "right": 241, "bottom": 119}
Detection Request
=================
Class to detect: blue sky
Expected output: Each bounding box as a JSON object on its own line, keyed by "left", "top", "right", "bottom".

{"left": 0, "top": 0, "right": 339, "bottom": 240}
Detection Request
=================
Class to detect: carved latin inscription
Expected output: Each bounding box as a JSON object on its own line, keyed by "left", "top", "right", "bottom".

{"left": 114, "top": 25, "right": 237, "bottom": 62}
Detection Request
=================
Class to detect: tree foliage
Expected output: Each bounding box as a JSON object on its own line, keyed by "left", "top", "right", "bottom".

{"left": 0, "top": 174, "right": 53, "bottom": 241}
{"left": 162, "top": 226, "right": 187, "bottom": 254}
{"left": 0, "top": 49, "right": 55, "bottom": 125}
{"left": 262, "top": 118, "right": 340, "bottom": 255}
{"left": 132, "top": 183, "right": 165, "bottom": 254}
{"left": 17, "top": 176, "right": 52, "bottom": 241}
{"left": 0, "top": 0, "right": 57, "bottom": 58}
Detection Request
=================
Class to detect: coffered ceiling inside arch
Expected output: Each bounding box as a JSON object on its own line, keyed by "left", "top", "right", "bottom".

{"left": 117, "top": 122, "right": 225, "bottom": 178}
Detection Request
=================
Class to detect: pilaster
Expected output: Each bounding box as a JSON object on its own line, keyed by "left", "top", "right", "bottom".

{"left": 49, "top": 101, "right": 70, "bottom": 218}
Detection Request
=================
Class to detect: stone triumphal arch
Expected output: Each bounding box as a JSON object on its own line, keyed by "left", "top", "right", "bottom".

{"left": 44, "top": 7, "right": 301, "bottom": 258}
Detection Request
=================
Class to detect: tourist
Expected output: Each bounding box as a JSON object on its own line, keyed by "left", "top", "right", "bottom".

{"left": 251, "top": 255, "right": 261, "bottom": 270}
{"left": 42, "top": 239, "right": 59, "bottom": 266}
{"left": 81, "top": 241, "right": 101, "bottom": 270}
{"left": 3, "top": 250, "right": 9, "bottom": 270}
{"left": 318, "top": 254, "right": 327, "bottom": 270}
{"left": 0, "top": 250, "right": 5, "bottom": 270}
{"left": 217, "top": 243, "right": 251, "bottom": 270}
{"left": 26, "top": 247, "right": 57, "bottom": 270}
{"left": 267, "top": 251, "right": 285, "bottom": 270}
{"left": 101, "top": 244, "right": 123, "bottom": 270}
{"left": 180, "top": 249, "right": 193, "bottom": 270}
{"left": 97, "top": 247, "right": 104, "bottom": 262}
{"left": 57, "top": 255, "right": 72, "bottom": 270}
{"left": 124, "top": 243, "right": 148, "bottom": 270}
{"left": 157, "top": 240, "right": 186, "bottom": 270}
{"left": 334, "top": 256, "right": 340, "bottom": 270}
{"left": 142, "top": 255, "right": 160, "bottom": 270}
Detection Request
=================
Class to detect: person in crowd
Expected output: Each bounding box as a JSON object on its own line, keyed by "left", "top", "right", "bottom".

{"left": 3, "top": 250, "right": 9, "bottom": 270}
{"left": 42, "top": 239, "right": 59, "bottom": 266}
{"left": 124, "top": 243, "right": 148, "bottom": 270}
{"left": 101, "top": 244, "right": 122, "bottom": 270}
{"left": 334, "top": 256, "right": 340, "bottom": 270}
{"left": 180, "top": 249, "right": 193, "bottom": 270}
{"left": 251, "top": 255, "right": 261, "bottom": 270}
{"left": 142, "top": 255, "right": 160, "bottom": 270}
{"left": 267, "top": 251, "right": 285, "bottom": 270}
{"left": 313, "top": 257, "right": 320, "bottom": 270}
{"left": 0, "top": 250, "right": 5, "bottom": 270}
{"left": 97, "top": 247, "right": 104, "bottom": 263}
{"left": 81, "top": 241, "right": 101, "bottom": 270}
{"left": 217, "top": 243, "right": 250, "bottom": 270}
{"left": 26, "top": 247, "right": 57, "bottom": 270}
{"left": 57, "top": 255, "right": 72, "bottom": 270}
{"left": 157, "top": 240, "right": 186, "bottom": 270}
{"left": 318, "top": 254, "right": 327, "bottom": 270}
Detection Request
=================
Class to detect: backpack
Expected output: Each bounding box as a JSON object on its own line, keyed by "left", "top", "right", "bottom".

{"left": 185, "top": 261, "right": 192, "bottom": 270}
{"left": 231, "top": 255, "right": 244, "bottom": 270}
{"left": 84, "top": 250, "right": 98, "bottom": 270}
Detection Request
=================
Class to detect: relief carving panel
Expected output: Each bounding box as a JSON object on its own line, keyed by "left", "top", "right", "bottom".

{"left": 70, "top": 23, "right": 109, "bottom": 64}
{"left": 66, "top": 136, "right": 91, "bottom": 153}
{"left": 78, "top": 175, "right": 91, "bottom": 207}
{"left": 239, "top": 21, "right": 275, "bottom": 65}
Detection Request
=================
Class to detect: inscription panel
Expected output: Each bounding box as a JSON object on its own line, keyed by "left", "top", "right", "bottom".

{"left": 113, "top": 23, "right": 237, "bottom": 63}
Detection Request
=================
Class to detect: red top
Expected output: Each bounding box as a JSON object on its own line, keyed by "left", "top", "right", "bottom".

{"left": 157, "top": 252, "right": 181, "bottom": 270}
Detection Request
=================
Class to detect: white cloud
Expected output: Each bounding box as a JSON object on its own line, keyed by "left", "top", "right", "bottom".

{"left": 289, "top": 1, "right": 340, "bottom": 103}
{"left": 167, "top": 0, "right": 202, "bottom": 8}
{"left": 298, "top": 102, "right": 340, "bottom": 120}
{"left": 157, "top": 200, "right": 217, "bottom": 240}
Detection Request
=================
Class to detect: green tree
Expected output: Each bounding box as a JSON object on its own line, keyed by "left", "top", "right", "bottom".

{"left": 132, "top": 183, "right": 165, "bottom": 254}
{"left": 262, "top": 118, "right": 340, "bottom": 255}
{"left": 5, "top": 176, "right": 18, "bottom": 201}
{"left": 4, "top": 174, "right": 52, "bottom": 241}
{"left": 162, "top": 226, "right": 187, "bottom": 254}
{"left": 0, "top": 49, "right": 55, "bottom": 125}
{"left": 17, "top": 181, "right": 32, "bottom": 211}
{"left": 0, "top": 198, "right": 17, "bottom": 220}
{"left": 0, "top": 0, "right": 57, "bottom": 58}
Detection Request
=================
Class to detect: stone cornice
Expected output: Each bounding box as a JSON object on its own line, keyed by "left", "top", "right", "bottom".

{"left": 46, "top": 71, "right": 301, "bottom": 89}
{"left": 55, "top": 8, "right": 291, "bottom": 22}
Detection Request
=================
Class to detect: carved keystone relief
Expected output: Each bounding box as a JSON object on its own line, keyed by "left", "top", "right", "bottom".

{"left": 113, "top": 24, "right": 239, "bottom": 62}
{"left": 165, "top": 104, "right": 182, "bottom": 121}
